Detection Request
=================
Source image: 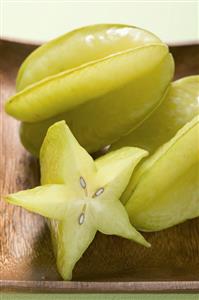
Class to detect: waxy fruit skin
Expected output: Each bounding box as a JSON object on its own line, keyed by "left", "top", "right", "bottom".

{"left": 111, "top": 75, "right": 199, "bottom": 154}
{"left": 16, "top": 24, "right": 161, "bottom": 91}
{"left": 124, "top": 116, "right": 199, "bottom": 232}
{"left": 5, "top": 24, "right": 174, "bottom": 156}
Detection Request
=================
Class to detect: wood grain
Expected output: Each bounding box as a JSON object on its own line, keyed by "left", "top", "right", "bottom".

{"left": 0, "top": 40, "right": 199, "bottom": 293}
{"left": 1, "top": 280, "right": 199, "bottom": 293}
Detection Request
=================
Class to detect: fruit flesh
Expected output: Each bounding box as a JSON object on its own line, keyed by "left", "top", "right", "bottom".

{"left": 18, "top": 45, "right": 174, "bottom": 156}
{"left": 5, "top": 121, "right": 150, "bottom": 280}
{"left": 110, "top": 75, "right": 199, "bottom": 154}
{"left": 124, "top": 116, "right": 199, "bottom": 232}
{"left": 16, "top": 24, "right": 161, "bottom": 91}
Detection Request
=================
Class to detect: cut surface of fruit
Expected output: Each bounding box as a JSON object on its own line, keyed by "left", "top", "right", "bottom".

{"left": 16, "top": 24, "right": 161, "bottom": 91}
{"left": 124, "top": 116, "right": 199, "bottom": 232}
{"left": 5, "top": 121, "right": 150, "bottom": 280}
{"left": 111, "top": 75, "right": 199, "bottom": 154}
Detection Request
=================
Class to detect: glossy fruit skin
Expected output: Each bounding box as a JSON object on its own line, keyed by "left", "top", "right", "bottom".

{"left": 111, "top": 75, "right": 199, "bottom": 154}
{"left": 6, "top": 45, "right": 173, "bottom": 123}
{"left": 5, "top": 24, "right": 174, "bottom": 156}
{"left": 124, "top": 116, "right": 199, "bottom": 232}
{"left": 18, "top": 46, "right": 174, "bottom": 156}
{"left": 16, "top": 24, "right": 161, "bottom": 91}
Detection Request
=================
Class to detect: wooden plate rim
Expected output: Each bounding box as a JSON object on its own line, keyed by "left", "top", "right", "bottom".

{"left": 1, "top": 280, "right": 199, "bottom": 293}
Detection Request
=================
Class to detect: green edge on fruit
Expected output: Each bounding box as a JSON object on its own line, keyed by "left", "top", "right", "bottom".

{"left": 16, "top": 24, "right": 161, "bottom": 91}
{"left": 17, "top": 45, "right": 173, "bottom": 156}
{"left": 124, "top": 115, "right": 199, "bottom": 232}
{"left": 5, "top": 24, "right": 174, "bottom": 156}
{"left": 5, "top": 44, "right": 173, "bottom": 123}
{"left": 110, "top": 75, "right": 199, "bottom": 154}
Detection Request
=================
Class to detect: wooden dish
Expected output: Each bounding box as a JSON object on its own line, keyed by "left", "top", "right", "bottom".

{"left": 0, "top": 39, "right": 199, "bottom": 293}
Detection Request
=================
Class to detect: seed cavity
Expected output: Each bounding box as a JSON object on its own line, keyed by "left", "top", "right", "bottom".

{"left": 80, "top": 176, "right": 86, "bottom": 189}
{"left": 93, "top": 187, "right": 104, "bottom": 198}
{"left": 78, "top": 203, "right": 87, "bottom": 225}
{"left": 78, "top": 213, "right": 85, "bottom": 225}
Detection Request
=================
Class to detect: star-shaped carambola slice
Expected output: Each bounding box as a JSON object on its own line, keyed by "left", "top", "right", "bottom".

{"left": 5, "top": 121, "right": 150, "bottom": 280}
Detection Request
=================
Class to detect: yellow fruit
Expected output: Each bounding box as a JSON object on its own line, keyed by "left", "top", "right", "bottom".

{"left": 111, "top": 75, "right": 199, "bottom": 153}
{"left": 5, "top": 121, "right": 150, "bottom": 280}
{"left": 124, "top": 116, "right": 199, "bottom": 231}
{"left": 5, "top": 24, "right": 174, "bottom": 156}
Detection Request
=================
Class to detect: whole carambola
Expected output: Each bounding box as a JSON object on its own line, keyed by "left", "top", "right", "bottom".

{"left": 123, "top": 116, "right": 199, "bottom": 232}
{"left": 111, "top": 75, "right": 199, "bottom": 153}
{"left": 5, "top": 24, "right": 174, "bottom": 156}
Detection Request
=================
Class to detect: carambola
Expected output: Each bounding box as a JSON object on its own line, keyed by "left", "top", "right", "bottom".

{"left": 5, "top": 24, "right": 174, "bottom": 156}
{"left": 123, "top": 116, "right": 199, "bottom": 231}
{"left": 111, "top": 75, "right": 199, "bottom": 153}
{"left": 5, "top": 121, "right": 150, "bottom": 280}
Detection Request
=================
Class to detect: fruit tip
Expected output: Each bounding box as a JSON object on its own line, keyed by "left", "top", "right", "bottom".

{"left": 4, "top": 100, "right": 10, "bottom": 114}
{"left": 2, "top": 194, "right": 11, "bottom": 203}
{"left": 2, "top": 194, "right": 19, "bottom": 206}
{"left": 48, "top": 120, "right": 68, "bottom": 132}
{"left": 139, "top": 238, "right": 151, "bottom": 248}
{"left": 145, "top": 241, "right": 151, "bottom": 248}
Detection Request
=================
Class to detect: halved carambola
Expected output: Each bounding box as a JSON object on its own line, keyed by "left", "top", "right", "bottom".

{"left": 123, "top": 116, "right": 199, "bottom": 232}
{"left": 111, "top": 75, "right": 199, "bottom": 153}
{"left": 5, "top": 24, "right": 174, "bottom": 156}
{"left": 5, "top": 121, "right": 150, "bottom": 280}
